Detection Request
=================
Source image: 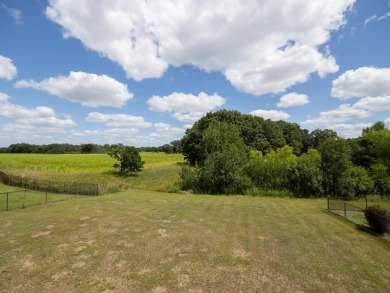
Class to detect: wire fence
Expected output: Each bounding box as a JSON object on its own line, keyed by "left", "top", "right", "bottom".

{"left": 0, "top": 189, "right": 76, "bottom": 211}
{"left": 0, "top": 171, "right": 99, "bottom": 195}
{"left": 327, "top": 197, "right": 390, "bottom": 239}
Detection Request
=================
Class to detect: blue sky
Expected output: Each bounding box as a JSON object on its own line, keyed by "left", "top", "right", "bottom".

{"left": 0, "top": 0, "right": 389, "bottom": 147}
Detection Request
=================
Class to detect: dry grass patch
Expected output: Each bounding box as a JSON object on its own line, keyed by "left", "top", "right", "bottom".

{"left": 0, "top": 190, "right": 389, "bottom": 292}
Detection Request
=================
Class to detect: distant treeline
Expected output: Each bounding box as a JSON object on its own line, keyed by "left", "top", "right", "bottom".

{"left": 0, "top": 141, "right": 182, "bottom": 154}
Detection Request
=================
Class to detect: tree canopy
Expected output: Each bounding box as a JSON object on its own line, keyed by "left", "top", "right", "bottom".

{"left": 108, "top": 144, "right": 144, "bottom": 175}
{"left": 180, "top": 109, "right": 389, "bottom": 198}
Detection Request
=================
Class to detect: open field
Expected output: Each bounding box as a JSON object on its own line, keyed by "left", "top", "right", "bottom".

{"left": 0, "top": 153, "right": 184, "bottom": 193}
{"left": 0, "top": 153, "right": 184, "bottom": 173}
{"left": 0, "top": 191, "right": 389, "bottom": 292}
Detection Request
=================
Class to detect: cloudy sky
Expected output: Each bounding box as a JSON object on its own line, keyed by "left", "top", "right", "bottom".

{"left": 0, "top": 0, "right": 389, "bottom": 147}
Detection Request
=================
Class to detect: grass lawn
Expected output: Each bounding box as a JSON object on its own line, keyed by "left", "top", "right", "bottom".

{"left": 0, "top": 191, "right": 389, "bottom": 292}
{"left": 0, "top": 183, "right": 77, "bottom": 211}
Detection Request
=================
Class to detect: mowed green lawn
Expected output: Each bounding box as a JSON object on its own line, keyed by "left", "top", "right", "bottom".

{"left": 0, "top": 191, "right": 389, "bottom": 292}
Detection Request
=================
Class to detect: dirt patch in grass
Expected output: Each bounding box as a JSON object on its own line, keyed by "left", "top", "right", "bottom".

{"left": 151, "top": 286, "right": 168, "bottom": 293}
{"left": 232, "top": 248, "right": 251, "bottom": 259}
{"left": 31, "top": 230, "right": 51, "bottom": 238}
{"left": 22, "top": 258, "right": 35, "bottom": 269}
{"left": 158, "top": 229, "right": 168, "bottom": 237}
{"left": 51, "top": 270, "right": 69, "bottom": 280}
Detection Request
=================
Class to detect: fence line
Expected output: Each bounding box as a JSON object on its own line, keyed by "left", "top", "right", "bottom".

{"left": 327, "top": 197, "right": 390, "bottom": 238}
{"left": 0, "top": 189, "right": 76, "bottom": 211}
{"left": 0, "top": 171, "right": 99, "bottom": 195}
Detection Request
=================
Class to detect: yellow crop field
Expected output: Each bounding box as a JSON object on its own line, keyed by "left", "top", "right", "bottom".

{"left": 0, "top": 153, "right": 184, "bottom": 193}
{"left": 0, "top": 153, "right": 183, "bottom": 173}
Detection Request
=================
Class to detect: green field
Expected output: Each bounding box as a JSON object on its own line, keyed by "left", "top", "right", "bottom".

{"left": 0, "top": 153, "right": 184, "bottom": 172}
{"left": 0, "top": 190, "right": 389, "bottom": 292}
{"left": 0, "top": 153, "right": 184, "bottom": 193}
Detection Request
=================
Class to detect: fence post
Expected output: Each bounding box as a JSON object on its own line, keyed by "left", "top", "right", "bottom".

{"left": 327, "top": 197, "right": 330, "bottom": 210}
{"left": 365, "top": 198, "right": 368, "bottom": 210}
{"left": 344, "top": 202, "right": 347, "bottom": 218}
{"left": 6, "top": 192, "right": 8, "bottom": 211}
{"left": 45, "top": 192, "right": 48, "bottom": 204}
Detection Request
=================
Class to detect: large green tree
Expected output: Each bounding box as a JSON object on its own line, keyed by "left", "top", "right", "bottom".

{"left": 108, "top": 144, "right": 144, "bottom": 175}
{"left": 339, "top": 166, "right": 374, "bottom": 198}
{"left": 181, "top": 121, "right": 250, "bottom": 194}
{"left": 181, "top": 109, "right": 306, "bottom": 165}
{"left": 351, "top": 122, "right": 390, "bottom": 169}
{"left": 310, "top": 129, "right": 338, "bottom": 149}
{"left": 244, "top": 145, "right": 297, "bottom": 190}
{"left": 371, "top": 163, "right": 390, "bottom": 197}
{"left": 290, "top": 149, "right": 323, "bottom": 197}
{"left": 277, "top": 121, "right": 303, "bottom": 155}
{"left": 319, "top": 138, "right": 352, "bottom": 196}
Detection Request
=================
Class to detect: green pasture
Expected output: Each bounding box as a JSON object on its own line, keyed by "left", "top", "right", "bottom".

{"left": 0, "top": 191, "right": 389, "bottom": 292}
{"left": 0, "top": 153, "right": 184, "bottom": 193}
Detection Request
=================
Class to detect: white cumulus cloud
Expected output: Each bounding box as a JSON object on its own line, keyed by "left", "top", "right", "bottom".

{"left": 86, "top": 112, "right": 152, "bottom": 128}
{"left": 0, "top": 55, "right": 17, "bottom": 80}
{"left": 331, "top": 67, "right": 390, "bottom": 99}
{"left": 301, "top": 95, "right": 390, "bottom": 137}
{"left": 0, "top": 92, "right": 76, "bottom": 132}
{"left": 152, "top": 122, "right": 185, "bottom": 138}
{"left": 277, "top": 92, "right": 309, "bottom": 108}
{"left": 45, "top": 0, "right": 354, "bottom": 95}
{"left": 301, "top": 104, "right": 370, "bottom": 127}
{"left": 249, "top": 109, "right": 290, "bottom": 121}
{"left": 147, "top": 92, "right": 226, "bottom": 123}
{"left": 15, "top": 71, "right": 133, "bottom": 108}
{"left": 323, "top": 123, "right": 372, "bottom": 138}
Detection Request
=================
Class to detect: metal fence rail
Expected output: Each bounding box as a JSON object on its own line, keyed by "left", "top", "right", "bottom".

{"left": 327, "top": 197, "right": 367, "bottom": 226}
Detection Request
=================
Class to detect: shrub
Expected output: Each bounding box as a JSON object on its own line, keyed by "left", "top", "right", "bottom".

{"left": 364, "top": 205, "right": 390, "bottom": 235}
{"left": 244, "top": 187, "right": 293, "bottom": 197}
{"left": 179, "top": 164, "right": 199, "bottom": 191}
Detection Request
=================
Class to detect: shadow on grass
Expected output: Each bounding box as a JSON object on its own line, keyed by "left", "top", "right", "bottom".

{"left": 356, "top": 224, "right": 390, "bottom": 241}
{"left": 102, "top": 170, "right": 141, "bottom": 178}
{"left": 356, "top": 224, "right": 377, "bottom": 236}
